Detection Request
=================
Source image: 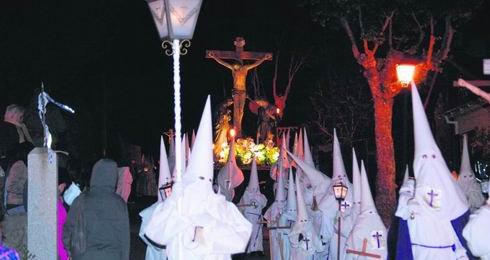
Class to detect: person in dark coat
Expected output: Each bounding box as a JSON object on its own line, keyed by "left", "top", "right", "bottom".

{"left": 63, "top": 159, "right": 130, "bottom": 260}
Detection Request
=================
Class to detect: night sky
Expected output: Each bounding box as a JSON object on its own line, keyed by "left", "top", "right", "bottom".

{"left": 1, "top": 0, "right": 489, "bottom": 164}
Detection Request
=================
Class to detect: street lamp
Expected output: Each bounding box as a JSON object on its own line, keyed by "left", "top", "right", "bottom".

{"left": 396, "top": 64, "right": 416, "bottom": 87}
{"left": 146, "top": 0, "right": 203, "bottom": 184}
{"left": 333, "top": 182, "right": 348, "bottom": 260}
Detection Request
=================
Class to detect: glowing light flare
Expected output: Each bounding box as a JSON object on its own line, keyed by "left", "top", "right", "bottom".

{"left": 396, "top": 64, "right": 416, "bottom": 87}
{"left": 229, "top": 128, "right": 236, "bottom": 138}
{"left": 276, "top": 107, "right": 281, "bottom": 114}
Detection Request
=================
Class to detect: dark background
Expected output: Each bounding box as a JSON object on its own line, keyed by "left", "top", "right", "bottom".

{"left": 0, "top": 0, "right": 489, "bottom": 176}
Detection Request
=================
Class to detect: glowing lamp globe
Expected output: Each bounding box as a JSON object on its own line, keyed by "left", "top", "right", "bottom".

{"left": 396, "top": 64, "right": 416, "bottom": 87}
{"left": 146, "top": 0, "right": 203, "bottom": 40}
{"left": 333, "top": 182, "right": 348, "bottom": 201}
{"left": 229, "top": 128, "right": 236, "bottom": 138}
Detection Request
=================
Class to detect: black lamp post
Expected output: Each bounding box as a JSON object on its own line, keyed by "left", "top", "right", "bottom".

{"left": 333, "top": 182, "right": 348, "bottom": 260}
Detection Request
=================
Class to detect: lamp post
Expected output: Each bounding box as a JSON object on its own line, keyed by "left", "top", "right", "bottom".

{"left": 333, "top": 182, "right": 348, "bottom": 260}
{"left": 146, "top": 0, "right": 203, "bottom": 184}
{"left": 396, "top": 64, "right": 416, "bottom": 167}
{"left": 146, "top": 0, "right": 202, "bottom": 258}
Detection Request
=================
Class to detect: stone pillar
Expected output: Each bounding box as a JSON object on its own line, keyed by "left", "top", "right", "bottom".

{"left": 28, "top": 148, "right": 58, "bottom": 259}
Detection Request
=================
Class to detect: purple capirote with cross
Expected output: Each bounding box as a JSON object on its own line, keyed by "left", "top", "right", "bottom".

{"left": 427, "top": 189, "right": 439, "bottom": 207}
{"left": 372, "top": 231, "right": 383, "bottom": 248}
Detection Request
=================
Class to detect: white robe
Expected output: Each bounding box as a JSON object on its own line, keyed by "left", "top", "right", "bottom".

{"left": 345, "top": 212, "right": 387, "bottom": 260}
{"left": 316, "top": 193, "right": 353, "bottom": 260}
{"left": 238, "top": 191, "right": 267, "bottom": 253}
{"left": 116, "top": 167, "right": 133, "bottom": 203}
{"left": 289, "top": 222, "right": 322, "bottom": 259}
{"left": 144, "top": 182, "right": 252, "bottom": 260}
{"left": 265, "top": 202, "right": 289, "bottom": 260}
{"left": 463, "top": 202, "right": 490, "bottom": 260}
{"left": 139, "top": 203, "right": 167, "bottom": 260}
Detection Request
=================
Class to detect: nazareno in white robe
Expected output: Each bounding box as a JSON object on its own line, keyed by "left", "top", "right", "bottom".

{"left": 143, "top": 96, "right": 252, "bottom": 260}
{"left": 139, "top": 202, "right": 167, "bottom": 260}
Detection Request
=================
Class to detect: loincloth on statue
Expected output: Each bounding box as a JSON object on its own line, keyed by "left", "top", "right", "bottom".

{"left": 232, "top": 89, "right": 246, "bottom": 98}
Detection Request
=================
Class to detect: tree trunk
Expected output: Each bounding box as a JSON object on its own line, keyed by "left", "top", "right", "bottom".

{"left": 373, "top": 96, "right": 396, "bottom": 227}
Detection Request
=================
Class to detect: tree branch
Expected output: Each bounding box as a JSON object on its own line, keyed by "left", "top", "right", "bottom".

{"left": 272, "top": 51, "right": 280, "bottom": 98}
{"left": 408, "top": 12, "right": 425, "bottom": 55}
{"left": 373, "top": 11, "right": 395, "bottom": 54}
{"left": 357, "top": 5, "right": 365, "bottom": 37}
{"left": 340, "top": 17, "right": 361, "bottom": 60}
{"left": 425, "top": 16, "right": 435, "bottom": 67}
{"left": 437, "top": 16, "right": 454, "bottom": 62}
{"left": 284, "top": 55, "right": 305, "bottom": 99}
{"left": 388, "top": 18, "right": 393, "bottom": 50}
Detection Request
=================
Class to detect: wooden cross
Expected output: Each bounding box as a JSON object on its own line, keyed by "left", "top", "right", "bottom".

{"left": 346, "top": 239, "right": 381, "bottom": 259}
{"left": 206, "top": 37, "right": 273, "bottom": 137}
{"left": 205, "top": 37, "right": 273, "bottom": 63}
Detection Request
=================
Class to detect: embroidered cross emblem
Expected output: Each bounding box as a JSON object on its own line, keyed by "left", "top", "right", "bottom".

{"left": 372, "top": 231, "right": 383, "bottom": 248}
{"left": 427, "top": 189, "right": 438, "bottom": 207}
{"left": 298, "top": 233, "right": 311, "bottom": 251}
{"left": 340, "top": 201, "right": 351, "bottom": 211}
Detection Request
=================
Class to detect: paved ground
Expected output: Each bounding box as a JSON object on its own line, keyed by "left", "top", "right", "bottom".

{"left": 128, "top": 196, "right": 269, "bottom": 260}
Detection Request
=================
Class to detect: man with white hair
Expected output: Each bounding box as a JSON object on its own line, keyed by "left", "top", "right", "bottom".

{"left": 3, "top": 104, "right": 32, "bottom": 144}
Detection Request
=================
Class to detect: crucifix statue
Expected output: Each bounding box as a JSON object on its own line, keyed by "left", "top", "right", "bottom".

{"left": 206, "top": 37, "right": 272, "bottom": 137}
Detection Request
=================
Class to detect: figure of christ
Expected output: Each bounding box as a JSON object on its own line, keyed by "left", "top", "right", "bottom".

{"left": 208, "top": 51, "right": 272, "bottom": 137}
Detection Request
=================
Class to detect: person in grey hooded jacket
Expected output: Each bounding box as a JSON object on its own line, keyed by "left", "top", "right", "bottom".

{"left": 63, "top": 159, "right": 130, "bottom": 260}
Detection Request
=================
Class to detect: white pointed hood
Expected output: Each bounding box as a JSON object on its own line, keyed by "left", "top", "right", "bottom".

{"left": 280, "top": 134, "right": 290, "bottom": 169}
{"left": 286, "top": 129, "right": 291, "bottom": 152}
{"left": 298, "top": 128, "right": 304, "bottom": 160}
{"left": 184, "top": 133, "right": 192, "bottom": 168}
{"left": 158, "top": 136, "right": 172, "bottom": 202}
{"left": 191, "top": 129, "right": 196, "bottom": 149}
{"left": 458, "top": 134, "right": 485, "bottom": 210}
{"left": 332, "top": 129, "right": 350, "bottom": 185}
{"left": 285, "top": 168, "right": 297, "bottom": 219}
{"left": 410, "top": 82, "right": 468, "bottom": 219}
{"left": 403, "top": 165, "right": 410, "bottom": 185}
{"left": 292, "top": 167, "right": 312, "bottom": 233}
{"left": 303, "top": 129, "right": 315, "bottom": 167}
{"left": 287, "top": 151, "right": 330, "bottom": 198}
{"left": 264, "top": 163, "right": 287, "bottom": 222}
{"left": 291, "top": 131, "right": 299, "bottom": 169}
{"left": 168, "top": 134, "right": 176, "bottom": 177}
{"left": 347, "top": 160, "right": 387, "bottom": 258}
{"left": 270, "top": 135, "right": 290, "bottom": 181}
{"left": 183, "top": 96, "right": 214, "bottom": 186}
{"left": 246, "top": 158, "right": 260, "bottom": 193}
{"left": 275, "top": 165, "right": 287, "bottom": 202}
{"left": 360, "top": 161, "right": 377, "bottom": 214}
{"left": 218, "top": 139, "right": 245, "bottom": 189}
{"left": 352, "top": 148, "right": 362, "bottom": 222}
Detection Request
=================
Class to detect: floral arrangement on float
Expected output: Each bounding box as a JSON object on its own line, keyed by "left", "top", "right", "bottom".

{"left": 216, "top": 137, "right": 279, "bottom": 166}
